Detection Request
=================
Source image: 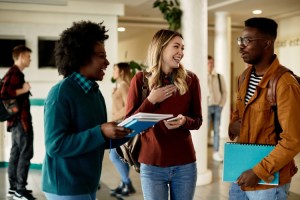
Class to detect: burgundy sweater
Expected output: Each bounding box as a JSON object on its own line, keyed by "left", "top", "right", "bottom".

{"left": 126, "top": 71, "right": 202, "bottom": 167}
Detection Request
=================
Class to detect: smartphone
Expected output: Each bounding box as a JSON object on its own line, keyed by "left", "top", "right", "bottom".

{"left": 166, "top": 116, "right": 181, "bottom": 122}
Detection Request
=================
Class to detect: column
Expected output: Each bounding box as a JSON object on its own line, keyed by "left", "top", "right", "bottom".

{"left": 181, "top": 0, "right": 212, "bottom": 185}
{"left": 214, "top": 12, "right": 231, "bottom": 143}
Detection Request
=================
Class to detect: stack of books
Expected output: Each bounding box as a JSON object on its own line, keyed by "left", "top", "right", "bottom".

{"left": 118, "top": 112, "right": 173, "bottom": 137}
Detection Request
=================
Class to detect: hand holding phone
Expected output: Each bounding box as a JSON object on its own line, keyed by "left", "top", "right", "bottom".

{"left": 166, "top": 116, "right": 181, "bottom": 122}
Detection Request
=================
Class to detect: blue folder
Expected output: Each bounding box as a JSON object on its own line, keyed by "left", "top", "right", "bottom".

{"left": 123, "top": 119, "right": 157, "bottom": 138}
{"left": 223, "top": 142, "right": 279, "bottom": 185}
{"left": 118, "top": 112, "right": 173, "bottom": 137}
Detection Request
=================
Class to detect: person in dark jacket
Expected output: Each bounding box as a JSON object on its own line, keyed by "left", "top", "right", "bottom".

{"left": 1, "top": 45, "right": 35, "bottom": 200}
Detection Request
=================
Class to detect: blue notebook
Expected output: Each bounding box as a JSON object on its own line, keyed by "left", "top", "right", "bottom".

{"left": 122, "top": 119, "right": 157, "bottom": 137}
{"left": 223, "top": 142, "right": 279, "bottom": 185}
{"left": 118, "top": 112, "right": 173, "bottom": 137}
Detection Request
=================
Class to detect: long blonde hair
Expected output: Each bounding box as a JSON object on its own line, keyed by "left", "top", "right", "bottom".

{"left": 146, "top": 29, "right": 188, "bottom": 95}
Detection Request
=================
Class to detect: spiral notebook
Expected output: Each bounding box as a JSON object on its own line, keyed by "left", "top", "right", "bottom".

{"left": 223, "top": 142, "right": 279, "bottom": 185}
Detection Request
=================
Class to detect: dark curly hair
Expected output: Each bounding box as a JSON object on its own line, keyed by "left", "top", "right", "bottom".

{"left": 55, "top": 21, "right": 109, "bottom": 77}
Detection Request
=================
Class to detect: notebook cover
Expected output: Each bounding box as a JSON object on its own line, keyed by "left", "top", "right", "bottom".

{"left": 123, "top": 119, "right": 157, "bottom": 138}
{"left": 223, "top": 142, "right": 279, "bottom": 185}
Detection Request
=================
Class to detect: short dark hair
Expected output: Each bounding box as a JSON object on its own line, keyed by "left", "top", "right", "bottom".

{"left": 55, "top": 21, "right": 109, "bottom": 77}
{"left": 208, "top": 55, "right": 213, "bottom": 60}
{"left": 244, "top": 17, "right": 278, "bottom": 39}
{"left": 12, "top": 45, "right": 32, "bottom": 61}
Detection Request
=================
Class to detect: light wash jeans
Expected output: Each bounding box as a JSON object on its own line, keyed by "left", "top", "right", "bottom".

{"left": 140, "top": 162, "right": 197, "bottom": 200}
{"left": 229, "top": 182, "right": 290, "bottom": 200}
{"left": 109, "top": 148, "right": 131, "bottom": 184}
{"left": 44, "top": 192, "right": 96, "bottom": 200}
{"left": 208, "top": 105, "right": 222, "bottom": 152}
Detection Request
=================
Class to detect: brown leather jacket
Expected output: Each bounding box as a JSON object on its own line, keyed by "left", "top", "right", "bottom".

{"left": 229, "top": 56, "right": 300, "bottom": 190}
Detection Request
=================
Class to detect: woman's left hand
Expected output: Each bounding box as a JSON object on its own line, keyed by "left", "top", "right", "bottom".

{"left": 163, "top": 114, "right": 186, "bottom": 129}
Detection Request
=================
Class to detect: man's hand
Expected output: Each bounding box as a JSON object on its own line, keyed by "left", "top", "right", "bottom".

{"left": 237, "top": 169, "right": 260, "bottom": 187}
{"left": 228, "top": 119, "right": 241, "bottom": 140}
{"left": 101, "top": 122, "right": 132, "bottom": 139}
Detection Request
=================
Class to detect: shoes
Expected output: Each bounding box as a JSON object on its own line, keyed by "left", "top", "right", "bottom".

{"left": 110, "top": 181, "right": 124, "bottom": 196}
{"left": 213, "top": 152, "right": 223, "bottom": 162}
{"left": 13, "top": 189, "right": 36, "bottom": 200}
{"left": 110, "top": 181, "right": 136, "bottom": 197}
{"left": 7, "top": 188, "right": 32, "bottom": 197}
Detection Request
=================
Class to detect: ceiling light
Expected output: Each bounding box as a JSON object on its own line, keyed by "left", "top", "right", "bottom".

{"left": 252, "top": 10, "right": 262, "bottom": 15}
{"left": 117, "top": 27, "right": 126, "bottom": 32}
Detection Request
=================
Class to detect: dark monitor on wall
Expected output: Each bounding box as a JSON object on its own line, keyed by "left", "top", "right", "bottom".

{"left": 38, "top": 39, "right": 57, "bottom": 68}
{"left": 0, "top": 38, "right": 26, "bottom": 68}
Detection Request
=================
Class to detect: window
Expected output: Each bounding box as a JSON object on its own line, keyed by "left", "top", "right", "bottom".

{"left": 0, "top": 38, "right": 26, "bottom": 68}
{"left": 38, "top": 38, "right": 57, "bottom": 68}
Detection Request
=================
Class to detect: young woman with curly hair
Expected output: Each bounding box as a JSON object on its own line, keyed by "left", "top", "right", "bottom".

{"left": 41, "top": 21, "right": 131, "bottom": 200}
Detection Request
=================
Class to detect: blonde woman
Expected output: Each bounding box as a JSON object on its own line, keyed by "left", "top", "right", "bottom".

{"left": 109, "top": 62, "right": 136, "bottom": 197}
{"left": 125, "top": 29, "right": 203, "bottom": 200}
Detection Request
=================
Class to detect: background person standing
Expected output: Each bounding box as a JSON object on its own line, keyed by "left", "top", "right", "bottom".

{"left": 0, "top": 45, "right": 35, "bottom": 200}
{"left": 207, "top": 55, "right": 227, "bottom": 162}
{"left": 109, "top": 62, "right": 136, "bottom": 197}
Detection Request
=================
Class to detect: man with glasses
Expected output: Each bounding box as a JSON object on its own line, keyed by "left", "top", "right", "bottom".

{"left": 228, "top": 17, "right": 300, "bottom": 200}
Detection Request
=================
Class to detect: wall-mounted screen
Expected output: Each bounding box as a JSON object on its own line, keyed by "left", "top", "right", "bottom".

{"left": 38, "top": 39, "right": 57, "bottom": 68}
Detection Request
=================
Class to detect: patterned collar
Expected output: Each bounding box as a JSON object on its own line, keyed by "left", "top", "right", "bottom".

{"left": 70, "top": 72, "right": 98, "bottom": 94}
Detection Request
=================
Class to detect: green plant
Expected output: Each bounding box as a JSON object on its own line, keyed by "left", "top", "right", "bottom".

{"left": 153, "top": 0, "right": 182, "bottom": 31}
{"left": 111, "top": 61, "right": 147, "bottom": 83}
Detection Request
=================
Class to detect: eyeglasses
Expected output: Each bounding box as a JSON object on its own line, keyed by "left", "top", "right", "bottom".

{"left": 237, "top": 37, "right": 266, "bottom": 46}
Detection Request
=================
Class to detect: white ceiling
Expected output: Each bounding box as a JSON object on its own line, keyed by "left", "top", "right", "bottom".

{"left": 71, "top": 0, "right": 300, "bottom": 26}
{"left": 74, "top": 0, "right": 300, "bottom": 40}
{"left": 2, "top": 0, "right": 300, "bottom": 40}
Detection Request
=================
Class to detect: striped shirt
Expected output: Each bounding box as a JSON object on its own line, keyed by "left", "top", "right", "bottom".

{"left": 245, "top": 70, "right": 263, "bottom": 104}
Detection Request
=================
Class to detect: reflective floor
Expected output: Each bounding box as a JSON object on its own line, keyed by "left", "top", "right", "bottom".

{"left": 1, "top": 139, "right": 300, "bottom": 200}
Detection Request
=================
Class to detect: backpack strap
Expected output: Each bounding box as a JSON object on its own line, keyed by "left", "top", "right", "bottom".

{"left": 267, "top": 66, "right": 291, "bottom": 107}
{"left": 267, "top": 65, "right": 295, "bottom": 140}
{"left": 142, "top": 70, "right": 149, "bottom": 101}
{"left": 217, "top": 73, "right": 222, "bottom": 94}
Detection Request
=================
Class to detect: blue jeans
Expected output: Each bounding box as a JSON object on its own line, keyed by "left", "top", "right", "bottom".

{"left": 44, "top": 192, "right": 96, "bottom": 200}
{"left": 208, "top": 105, "right": 222, "bottom": 152}
{"left": 140, "top": 162, "right": 197, "bottom": 200}
{"left": 229, "top": 182, "right": 290, "bottom": 200}
{"left": 109, "top": 148, "right": 131, "bottom": 184}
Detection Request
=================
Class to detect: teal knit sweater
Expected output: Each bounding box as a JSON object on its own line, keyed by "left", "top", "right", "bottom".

{"left": 42, "top": 75, "right": 126, "bottom": 195}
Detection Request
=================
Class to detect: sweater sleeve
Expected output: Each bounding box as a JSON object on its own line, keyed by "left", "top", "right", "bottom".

{"left": 181, "top": 72, "right": 203, "bottom": 130}
{"left": 44, "top": 85, "right": 107, "bottom": 158}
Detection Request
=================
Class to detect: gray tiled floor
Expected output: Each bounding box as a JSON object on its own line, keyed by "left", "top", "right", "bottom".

{"left": 1, "top": 139, "right": 300, "bottom": 200}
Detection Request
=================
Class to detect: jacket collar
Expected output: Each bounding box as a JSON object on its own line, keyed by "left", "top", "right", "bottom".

{"left": 256, "top": 55, "right": 281, "bottom": 89}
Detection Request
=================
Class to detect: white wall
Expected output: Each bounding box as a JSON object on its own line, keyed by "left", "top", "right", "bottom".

{"left": 277, "top": 15, "right": 300, "bottom": 75}
{"left": 118, "top": 28, "right": 161, "bottom": 64}
{"left": 0, "top": 1, "right": 123, "bottom": 164}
